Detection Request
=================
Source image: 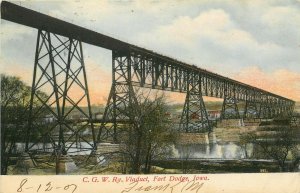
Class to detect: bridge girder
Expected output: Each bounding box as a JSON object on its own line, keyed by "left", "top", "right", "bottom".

{"left": 111, "top": 49, "right": 294, "bottom": 120}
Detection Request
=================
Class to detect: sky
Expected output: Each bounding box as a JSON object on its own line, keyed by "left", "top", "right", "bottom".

{"left": 1, "top": 0, "right": 300, "bottom": 105}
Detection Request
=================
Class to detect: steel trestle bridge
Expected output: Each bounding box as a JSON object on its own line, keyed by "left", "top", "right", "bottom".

{"left": 1, "top": 1, "right": 295, "bottom": 156}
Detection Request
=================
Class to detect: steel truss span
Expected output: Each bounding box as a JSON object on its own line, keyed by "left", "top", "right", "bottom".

{"left": 1, "top": 1, "right": 295, "bottom": 138}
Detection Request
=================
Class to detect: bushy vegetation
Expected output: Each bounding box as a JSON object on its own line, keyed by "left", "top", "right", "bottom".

{"left": 1, "top": 74, "right": 48, "bottom": 174}
{"left": 119, "top": 92, "right": 178, "bottom": 174}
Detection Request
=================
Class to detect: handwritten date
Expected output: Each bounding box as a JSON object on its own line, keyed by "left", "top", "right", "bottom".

{"left": 17, "top": 178, "right": 77, "bottom": 193}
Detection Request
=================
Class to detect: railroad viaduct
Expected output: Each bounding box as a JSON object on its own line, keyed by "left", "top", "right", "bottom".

{"left": 1, "top": 1, "right": 295, "bottom": 159}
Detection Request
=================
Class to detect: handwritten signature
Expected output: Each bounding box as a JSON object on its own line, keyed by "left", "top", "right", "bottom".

{"left": 121, "top": 180, "right": 204, "bottom": 193}
{"left": 17, "top": 178, "right": 77, "bottom": 193}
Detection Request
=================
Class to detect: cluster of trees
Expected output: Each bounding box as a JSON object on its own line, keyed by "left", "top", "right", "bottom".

{"left": 1, "top": 74, "right": 49, "bottom": 174}
{"left": 239, "top": 126, "right": 300, "bottom": 172}
{"left": 1, "top": 74, "right": 32, "bottom": 174}
{"left": 119, "top": 92, "right": 178, "bottom": 174}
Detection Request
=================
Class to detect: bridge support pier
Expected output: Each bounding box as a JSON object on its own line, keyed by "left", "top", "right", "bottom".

{"left": 26, "top": 30, "right": 96, "bottom": 163}
{"left": 284, "top": 101, "right": 295, "bottom": 117}
{"left": 14, "top": 152, "right": 36, "bottom": 174}
{"left": 244, "top": 100, "right": 259, "bottom": 119}
{"left": 97, "top": 50, "right": 137, "bottom": 143}
{"left": 180, "top": 74, "right": 211, "bottom": 133}
{"left": 290, "top": 114, "right": 300, "bottom": 127}
{"left": 258, "top": 95, "right": 272, "bottom": 119}
{"left": 56, "top": 153, "right": 77, "bottom": 174}
{"left": 221, "top": 90, "right": 240, "bottom": 119}
{"left": 243, "top": 93, "right": 259, "bottom": 119}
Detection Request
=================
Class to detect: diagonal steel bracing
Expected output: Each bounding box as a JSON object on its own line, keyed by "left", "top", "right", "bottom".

{"left": 26, "top": 30, "right": 96, "bottom": 156}
{"left": 290, "top": 113, "right": 300, "bottom": 127}
{"left": 258, "top": 95, "right": 272, "bottom": 119}
{"left": 244, "top": 101, "right": 259, "bottom": 119}
{"left": 179, "top": 73, "right": 212, "bottom": 133}
{"left": 97, "top": 50, "right": 137, "bottom": 143}
{"left": 221, "top": 86, "right": 240, "bottom": 119}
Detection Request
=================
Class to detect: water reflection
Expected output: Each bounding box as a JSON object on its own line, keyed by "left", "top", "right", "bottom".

{"left": 14, "top": 141, "right": 254, "bottom": 159}
{"left": 14, "top": 139, "right": 255, "bottom": 160}
{"left": 14, "top": 142, "right": 92, "bottom": 155}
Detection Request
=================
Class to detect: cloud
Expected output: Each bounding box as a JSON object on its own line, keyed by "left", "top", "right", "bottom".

{"left": 0, "top": 22, "right": 33, "bottom": 44}
{"left": 155, "top": 9, "right": 235, "bottom": 47}
{"left": 136, "top": 4, "right": 299, "bottom": 77}
{"left": 262, "top": 6, "right": 300, "bottom": 28}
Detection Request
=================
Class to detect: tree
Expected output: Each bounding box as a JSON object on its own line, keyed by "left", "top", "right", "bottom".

{"left": 120, "top": 92, "right": 177, "bottom": 174}
{"left": 246, "top": 126, "right": 299, "bottom": 172}
{"left": 177, "top": 144, "right": 194, "bottom": 173}
{"left": 1, "top": 74, "right": 48, "bottom": 174}
{"left": 238, "top": 133, "right": 253, "bottom": 159}
{"left": 1, "top": 74, "right": 29, "bottom": 108}
{"left": 1, "top": 74, "right": 30, "bottom": 174}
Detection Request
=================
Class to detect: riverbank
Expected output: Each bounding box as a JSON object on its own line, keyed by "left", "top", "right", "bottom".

{"left": 152, "top": 159, "right": 281, "bottom": 173}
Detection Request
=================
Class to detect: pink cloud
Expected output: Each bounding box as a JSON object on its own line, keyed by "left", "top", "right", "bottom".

{"left": 158, "top": 66, "right": 300, "bottom": 104}
{"left": 1, "top": 58, "right": 112, "bottom": 106}
{"left": 233, "top": 66, "right": 300, "bottom": 101}
{"left": 84, "top": 58, "right": 112, "bottom": 105}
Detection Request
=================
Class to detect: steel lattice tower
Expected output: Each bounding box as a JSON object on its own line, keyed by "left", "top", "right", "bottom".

{"left": 180, "top": 73, "right": 212, "bottom": 133}
{"left": 221, "top": 87, "right": 240, "bottom": 119}
{"left": 97, "top": 50, "right": 137, "bottom": 143}
{"left": 26, "top": 30, "right": 96, "bottom": 157}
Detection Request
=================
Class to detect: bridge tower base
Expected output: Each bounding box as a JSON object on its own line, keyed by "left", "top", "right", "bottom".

{"left": 14, "top": 153, "right": 36, "bottom": 174}
{"left": 56, "top": 154, "right": 78, "bottom": 174}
